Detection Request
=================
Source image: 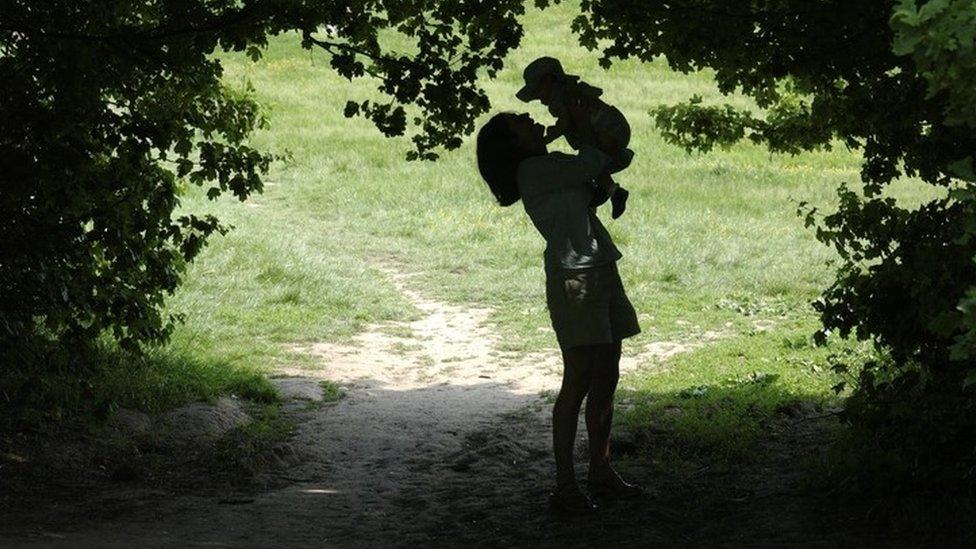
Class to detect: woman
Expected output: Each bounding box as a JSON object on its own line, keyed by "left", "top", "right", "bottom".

{"left": 476, "top": 111, "right": 644, "bottom": 513}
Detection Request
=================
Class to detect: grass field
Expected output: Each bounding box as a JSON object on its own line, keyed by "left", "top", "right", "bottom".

{"left": 99, "top": 3, "right": 932, "bottom": 454}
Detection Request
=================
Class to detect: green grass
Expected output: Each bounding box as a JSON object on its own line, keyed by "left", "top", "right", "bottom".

{"left": 41, "top": 3, "right": 933, "bottom": 450}
{"left": 616, "top": 318, "right": 868, "bottom": 462}
{"left": 1, "top": 342, "right": 277, "bottom": 431}
{"left": 318, "top": 380, "right": 345, "bottom": 403}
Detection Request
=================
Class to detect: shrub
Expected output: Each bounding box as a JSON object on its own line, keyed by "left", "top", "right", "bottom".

{"left": 573, "top": 0, "right": 976, "bottom": 489}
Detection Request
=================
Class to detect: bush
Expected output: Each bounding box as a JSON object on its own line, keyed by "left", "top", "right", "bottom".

{"left": 573, "top": 0, "right": 976, "bottom": 489}
{"left": 0, "top": 3, "right": 272, "bottom": 355}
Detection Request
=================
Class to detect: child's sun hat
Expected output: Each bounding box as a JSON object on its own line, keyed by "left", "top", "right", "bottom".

{"left": 516, "top": 56, "right": 579, "bottom": 102}
{"left": 516, "top": 56, "right": 602, "bottom": 102}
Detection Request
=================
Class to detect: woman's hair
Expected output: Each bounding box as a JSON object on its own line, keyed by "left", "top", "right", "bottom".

{"left": 476, "top": 112, "right": 533, "bottom": 206}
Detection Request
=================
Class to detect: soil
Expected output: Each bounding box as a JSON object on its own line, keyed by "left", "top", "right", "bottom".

{"left": 0, "top": 263, "right": 895, "bottom": 547}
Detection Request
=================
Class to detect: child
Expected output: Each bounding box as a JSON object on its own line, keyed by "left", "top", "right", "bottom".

{"left": 516, "top": 56, "right": 633, "bottom": 219}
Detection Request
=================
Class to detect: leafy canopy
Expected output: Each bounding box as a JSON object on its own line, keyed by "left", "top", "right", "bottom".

{"left": 574, "top": 0, "right": 976, "bottom": 366}
{"left": 1, "top": 0, "right": 541, "bottom": 354}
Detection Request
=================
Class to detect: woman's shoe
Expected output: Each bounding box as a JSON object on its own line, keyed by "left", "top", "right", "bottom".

{"left": 548, "top": 484, "right": 598, "bottom": 515}
{"left": 587, "top": 467, "right": 644, "bottom": 500}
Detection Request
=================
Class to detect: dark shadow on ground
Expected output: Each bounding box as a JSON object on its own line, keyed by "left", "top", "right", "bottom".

{"left": 414, "top": 396, "right": 879, "bottom": 547}
{"left": 1, "top": 378, "right": 968, "bottom": 547}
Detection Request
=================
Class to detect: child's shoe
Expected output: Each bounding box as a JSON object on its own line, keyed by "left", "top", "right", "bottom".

{"left": 611, "top": 186, "right": 629, "bottom": 219}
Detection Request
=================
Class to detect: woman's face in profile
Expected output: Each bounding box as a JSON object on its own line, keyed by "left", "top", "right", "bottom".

{"left": 508, "top": 113, "right": 546, "bottom": 154}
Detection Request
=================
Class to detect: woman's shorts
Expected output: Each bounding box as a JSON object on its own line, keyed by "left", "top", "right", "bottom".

{"left": 545, "top": 262, "right": 641, "bottom": 350}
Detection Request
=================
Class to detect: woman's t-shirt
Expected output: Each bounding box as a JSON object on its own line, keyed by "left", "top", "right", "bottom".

{"left": 517, "top": 146, "right": 622, "bottom": 275}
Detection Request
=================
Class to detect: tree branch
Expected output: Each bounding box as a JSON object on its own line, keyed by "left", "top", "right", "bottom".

{"left": 300, "top": 29, "right": 427, "bottom": 75}
{"left": 0, "top": 4, "right": 265, "bottom": 43}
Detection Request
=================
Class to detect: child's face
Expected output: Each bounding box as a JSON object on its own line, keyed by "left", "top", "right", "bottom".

{"left": 535, "top": 74, "right": 559, "bottom": 104}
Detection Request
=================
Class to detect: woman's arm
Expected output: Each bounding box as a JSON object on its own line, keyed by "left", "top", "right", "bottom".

{"left": 569, "top": 145, "right": 612, "bottom": 182}
{"left": 537, "top": 146, "right": 611, "bottom": 192}
{"left": 518, "top": 146, "right": 611, "bottom": 200}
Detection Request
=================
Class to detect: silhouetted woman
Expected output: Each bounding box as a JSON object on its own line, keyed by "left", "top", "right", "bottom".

{"left": 476, "top": 111, "right": 644, "bottom": 513}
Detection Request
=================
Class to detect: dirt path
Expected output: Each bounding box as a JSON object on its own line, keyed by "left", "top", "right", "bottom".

{"left": 1, "top": 264, "right": 874, "bottom": 547}
{"left": 259, "top": 263, "right": 709, "bottom": 545}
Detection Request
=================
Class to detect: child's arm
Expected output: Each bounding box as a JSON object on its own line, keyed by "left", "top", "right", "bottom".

{"left": 544, "top": 116, "right": 568, "bottom": 145}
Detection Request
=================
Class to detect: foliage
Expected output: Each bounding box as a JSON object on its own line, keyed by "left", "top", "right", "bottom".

{"left": 8, "top": 0, "right": 976, "bottom": 494}
{"left": 0, "top": 0, "right": 536, "bottom": 357}
{"left": 572, "top": 0, "right": 976, "bottom": 487}
{"left": 148, "top": 15, "right": 869, "bottom": 435}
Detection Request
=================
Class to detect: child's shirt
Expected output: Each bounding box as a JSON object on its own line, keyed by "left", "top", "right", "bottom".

{"left": 547, "top": 79, "right": 633, "bottom": 173}
{"left": 545, "top": 79, "right": 603, "bottom": 119}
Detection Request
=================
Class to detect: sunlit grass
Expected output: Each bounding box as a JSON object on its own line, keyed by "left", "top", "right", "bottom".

{"left": 140, "top": 2, "right": 936, "bottom": 454}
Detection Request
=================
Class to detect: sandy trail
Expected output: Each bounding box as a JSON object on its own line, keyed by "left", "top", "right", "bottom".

{"left": 2, "top": 263, "right": 891, "bottom": 548}
{"left": 264, "top": 263, "right": 700, "bottom": 545}
{"left": 3, "top": 263, "right": 717, "bottom": 548}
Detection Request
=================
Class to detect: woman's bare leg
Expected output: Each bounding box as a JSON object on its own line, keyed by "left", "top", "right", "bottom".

{"left": 585, "top": 340, "right": 621, "bottom": 473}
{"left": 553, "top": 345, "right": 593, "bottom": 488}
{"left": 584, "top": 339, "right": 642, "bottom": 497}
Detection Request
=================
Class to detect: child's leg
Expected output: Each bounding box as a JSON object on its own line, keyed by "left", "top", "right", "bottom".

{"left": 595, "top": 172, "right": 618, "bottom": 197}
{"left": 609, "top": 182, "right": 629, "bottom": 220}
{"left": 593, "top": 172, "right": 629, "bottom": 219}
{"left": 602, "top": 148, "right": 633, "bottom": 219}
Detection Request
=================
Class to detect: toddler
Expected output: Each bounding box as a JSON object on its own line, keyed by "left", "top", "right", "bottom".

{"left": 516, "top": 56, "right": 633, "bottom": 219}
